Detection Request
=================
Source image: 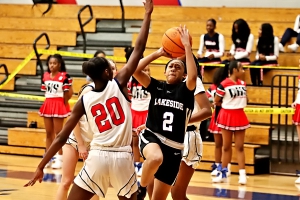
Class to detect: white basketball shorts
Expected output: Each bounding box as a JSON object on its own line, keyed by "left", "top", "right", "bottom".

{"left": 65, "top": 134, "right": 90, "bottom": 151}
{"left": 74, "top": 148, "right": 137, "bottom": 198}
{"left": 182, "top": 130, "right": 203, "bottom": 169}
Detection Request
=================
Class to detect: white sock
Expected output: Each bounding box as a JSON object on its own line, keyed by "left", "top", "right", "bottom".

{"left": 215, "top": 163, "right": 220, "bottom": 166}
{"left": 239, "top": 169, "right": 246, "bottom": 176}
{"left": 55, "top": 154, "right": 63, "bottom": 161}
{"left": 228, "top": 163, "right": 231, "bottom": 171}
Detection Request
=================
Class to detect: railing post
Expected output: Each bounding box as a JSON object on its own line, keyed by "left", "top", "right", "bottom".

{"left": 119, "top": 0, "right": 125, "bottom": 33}
{"left": 0, "top": 64, "right": 9, "bottom": 85}
{"left": 33, "top": 33, "right": 51, "bottom": 84}
{"left": 78, "top": 5, "right": 93, "bottom": 55}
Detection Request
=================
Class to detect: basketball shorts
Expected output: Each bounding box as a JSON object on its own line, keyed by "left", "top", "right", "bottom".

{"left": 139, "top": 130, "right": 182, "bottom": 185}
{"left": 65, "top": 134, "right": 90, "bottom": 151}
{"left": 74, "top": 147, "right": 137, "bottom": 198}
{"left": 182, "top": 125, "right": 203, "bottom": 169}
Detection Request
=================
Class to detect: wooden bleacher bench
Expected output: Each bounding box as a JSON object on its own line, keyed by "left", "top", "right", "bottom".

{"left": 0, "top": 4, "right": 145, "bottom": 20}
{"left": 0, "top": 30, "right": 76, "bottom": 46}
{"left": 0, "top": 59, "right": 36, "bottom": 75}
{"left": 151, "top": 20, "right": 292, "bottom": 36}
{"left": 0, "top": 75, "right": 14, "bottom": 90}
{"left": 8, "top": 128, "right": 46, "bottom": 148}
{"left": 0, "top": 17, "right": 96, "bottom": 33}
{"left": 0, "top": 44, "right": 57, "bottom": 59}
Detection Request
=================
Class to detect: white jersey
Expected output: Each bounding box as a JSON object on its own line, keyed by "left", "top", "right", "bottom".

{"left": 216, "top": 78, "right": 247, "bottom": 109}
{"left": 69, "top": 83, "right": 95, "bottom": 143}
{"left": 82, "top": 79, "right": 132, "bottom": 148}
{"left": 184, "top": 77, "right": 205, "bottom": 128}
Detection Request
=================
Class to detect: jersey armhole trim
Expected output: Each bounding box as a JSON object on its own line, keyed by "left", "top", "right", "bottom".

{"left": 114, "top": 78, "right": 131, "bottom": 103}
{"left": 81, "top": 96, "right": 88, "bottom": 121}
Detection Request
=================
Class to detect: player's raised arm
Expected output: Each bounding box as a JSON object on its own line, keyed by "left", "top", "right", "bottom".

{"left": 133, "top": 48, "right": 169, "bottom": 87}
{"left": 178, "top": 25, "right": 197, "bottom": 91}
{"left": 115, "top": 0, "right": 153, "bottom": 87}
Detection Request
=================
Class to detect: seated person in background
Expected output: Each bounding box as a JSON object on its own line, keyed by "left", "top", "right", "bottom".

{"left": 223, "top": 19, "right": 254, "bottom": 65}
{"left": 279, "top": 15, "right": 300, "bottom": 52}
{"left": 250, "top": 23, "right": 279, "bottom": 86}
{"left": 197, "top": 18, "right": 225, "bottom": 67}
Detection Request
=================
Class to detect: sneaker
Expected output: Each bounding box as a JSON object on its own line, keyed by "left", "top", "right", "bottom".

{"left": 295, "top": 170, "right": 300, "bottom": 184}
{"left": 279, "top": 43, "right": 285, "bottom": 52}
{"left": 52, "top": 158, "right": 62, "bottom": 169}
{"left": 212, "top": 167, "right": 228, "bottom": 183}
{"left": 137, "top": 186, "right": 147, "bottom": 200}
{"left": 211, "top": 163, "right": 219, "bottom": 176}
{"left": 238, "top": 175, "right": 247, "bottom": 185}
{"left": 288, "top": 43, "right": 299, "bottom": 52}
{"left": 137, "top": 165, "right": 143, "bottom": 177}
{"left": 44, "top": 157, "right": 54, "bottom": 168}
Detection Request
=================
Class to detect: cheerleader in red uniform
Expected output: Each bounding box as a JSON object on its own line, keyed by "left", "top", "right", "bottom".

{"left": 39, "top": 54, "right": 73, "bottom": 169}
{"left": 292, "top": 76, "right": 300, "bottom": 184}
{"left": 213, "top": 61, "right": 249, "bottom": 185}
{"left": 207, "top": 67, "right": 232, "bottom": 177}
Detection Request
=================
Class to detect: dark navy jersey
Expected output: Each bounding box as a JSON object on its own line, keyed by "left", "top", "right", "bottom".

{"left": 204, "top": 33, "right": 220, "bottom": 51}
{"left": 145, "top": 77, "right": 195, "bottom": 144}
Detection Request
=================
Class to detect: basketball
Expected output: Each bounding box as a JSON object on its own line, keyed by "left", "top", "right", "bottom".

{"left": 162, "top": 27, "right": 192, "bottom": 58}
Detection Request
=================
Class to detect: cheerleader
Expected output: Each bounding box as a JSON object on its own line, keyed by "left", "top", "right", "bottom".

{"left": 223, "top": 19, "right": 254, "bottom": 65}
{"left": 292, "top": 76, "right": 300, "bottom": 184}
{"left": 279, "top": 15, "right": 300, "bottom": 52}
{"left": 250, "top": 23, "right": 279, "bottom": 86}
{"left": 39, "top": 54, "right": 73, "bottom": 169}
{"left": 207, "top": 68, "right": 231, "bottom": 177}
{"left": 126, "top": 47, "right": 150, "bottom": 176}
{"left": 213, "top": 61, "right": 250, "bottom": 185}
{"left": 197, "top": 18, "right": 225, "bottom": 73}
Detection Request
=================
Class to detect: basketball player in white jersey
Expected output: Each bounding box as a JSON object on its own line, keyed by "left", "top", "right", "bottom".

{"left": 24, "top": 1, "right": 153, "bottom": 199}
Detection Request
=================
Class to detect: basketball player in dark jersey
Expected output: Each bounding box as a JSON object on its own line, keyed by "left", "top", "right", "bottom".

{"left": 133, "top": 25, "right": 197, "bottom": 200}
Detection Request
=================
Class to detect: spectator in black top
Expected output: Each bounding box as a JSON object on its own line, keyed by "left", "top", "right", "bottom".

{"left": 250, "top": 23, "right": 279, "bottom": 86}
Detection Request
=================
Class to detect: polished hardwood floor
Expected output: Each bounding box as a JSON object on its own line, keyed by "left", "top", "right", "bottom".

{"left": 0, "top": 154, "right": 300, "bottom": 200}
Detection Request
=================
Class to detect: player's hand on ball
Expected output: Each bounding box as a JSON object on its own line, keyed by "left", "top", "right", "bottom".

{"left": 143, "top": 0, "right": 153, "bottom": 14}
{"left": 177, "top": 25, "right": 191, "bottom": 47}
{"left": 157, "top": 47, "right": 172, "bottom": 58}
{"left": 24, "top": 167, "right": 44, "bottom": 187}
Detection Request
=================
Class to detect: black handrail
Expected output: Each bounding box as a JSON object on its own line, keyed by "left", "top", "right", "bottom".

{"left": 0, "top": 64, "right": 9, "bottom": 85}
{"left": 119, "top": 0, "right": 125, "bottom": 33}
{"left": 33, "top": 33, "right": 51, "bottom": 83}
{"left": 78, "top": 5, "right": 93, "bottom": 54}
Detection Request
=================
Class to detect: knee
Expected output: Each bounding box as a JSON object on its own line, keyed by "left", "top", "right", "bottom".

{"left": 171, "top": 189, "right": 185, "bottom": 200}
{"left": 285, "top": 27, "right": 294, "bottom": 33}
{"left": 215, "top": 140, "right": 223, "bottom": 149}
{"left": 146, "top": 152, "right": 163, "bottom": 167}
{"left": 223, "top": 145, "right": 232, "bottom": 153}
{"left": 235, "top": 144, "right": 244, "bottom": 153}
{"left": 46, "top": 131, "right": 54, "bottom": 138}
{"left": 61, "top": 178, "right": 73, "bottom": 190}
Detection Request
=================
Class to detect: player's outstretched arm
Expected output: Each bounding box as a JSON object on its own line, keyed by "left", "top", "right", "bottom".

{"left": 24, "top": 100, "right": 85, "bottom": 187}
{"left": 133, "top": 48, "right": 169, "bottom": 87}
{"left": 178, "top": 25, "right": 197, "bottom": 91}
{"left": 115, "top": 0, "right": 153, "bottom": 87}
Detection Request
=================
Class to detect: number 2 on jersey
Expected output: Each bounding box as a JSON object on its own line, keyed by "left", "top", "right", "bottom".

{"left": 163, "top": 112, "right": 174, "bottom": 132}
{"left": 91, "top": 97, "right": 125, "bottom": 133}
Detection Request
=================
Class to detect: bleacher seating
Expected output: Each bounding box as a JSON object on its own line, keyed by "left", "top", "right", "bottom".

{"left": 0, "top": 4, "right": 299, "bottom": 174}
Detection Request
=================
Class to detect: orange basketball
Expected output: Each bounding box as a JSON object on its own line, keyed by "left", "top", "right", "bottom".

{"left": 161, "top": 27, "right": 192, "bottom": 58}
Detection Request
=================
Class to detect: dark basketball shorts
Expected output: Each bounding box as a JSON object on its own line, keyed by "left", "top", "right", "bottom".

{"left": 138, "top": 130, "right": 182, "bottom": 185}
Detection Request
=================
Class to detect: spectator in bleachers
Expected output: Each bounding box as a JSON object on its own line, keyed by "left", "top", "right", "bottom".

{"left": 278, "top": 15, "right": 300, "bottom": 52}
{"left": 223, "top": 19, "right": 254, "bottom": 65}
{"left": 197, "top": 19, "right": 225, "bottom": 68}
{"left": 250, "top": 23, "right": 279, "bottom": 86}
{"left": 86, "top": 50, "right": 107, "bottom": 83}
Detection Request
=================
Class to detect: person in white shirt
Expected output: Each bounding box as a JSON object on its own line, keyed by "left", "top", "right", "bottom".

{"left": 279, "top": 15, "right": 300, "bottom": 52}
{"left": 197, "top": 19, "right": 225, "bottom": 66}
{"left": 223, "top": 19, "right": 254, "bottom": 65}
{"left": 250, "top": 23, "right": 279, "bottom": 86}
